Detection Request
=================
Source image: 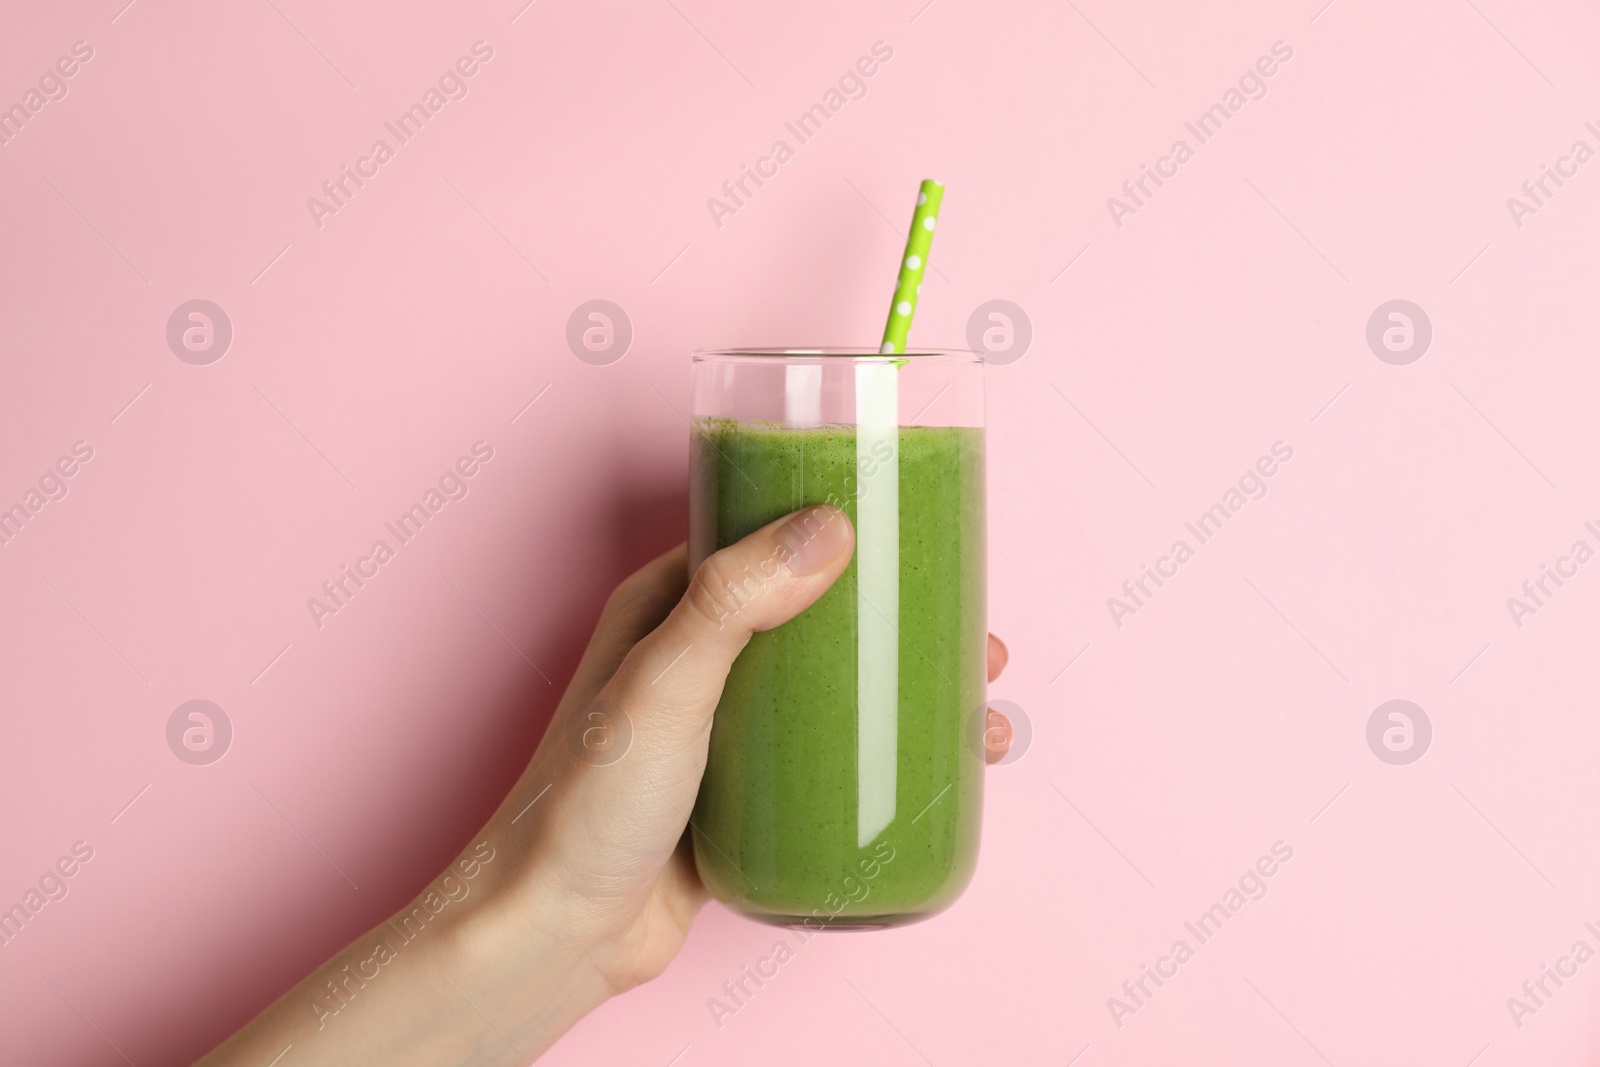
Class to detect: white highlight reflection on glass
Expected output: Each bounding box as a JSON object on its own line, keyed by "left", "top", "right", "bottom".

{"left": 854, "top": 361, "right": 899, "bottom": 847}
{"left": 784, "top": 364, "right": 822, "bottom": 426}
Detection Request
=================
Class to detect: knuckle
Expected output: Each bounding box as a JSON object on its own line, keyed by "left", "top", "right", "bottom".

{"left": 601, "top": 572, "right": 648, "bottom": 622}
{"left": 599, "top": 559, "right": 684, "bottom": 637}
{"left": 593, "top": 585, "right": 651, "bottom": 646}
{"left": 685, "top": 552, "right": 742, "bottom": 630}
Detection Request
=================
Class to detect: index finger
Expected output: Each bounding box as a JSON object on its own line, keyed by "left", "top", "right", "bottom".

{"left": 987, "top": 634, "right": 1008, "bottom": 683}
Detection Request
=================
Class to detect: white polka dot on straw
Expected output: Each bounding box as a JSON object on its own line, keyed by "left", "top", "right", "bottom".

{"left": 897, "top": 301, "right": 912, "bottom": 316}
{"left": 906, "top": 254, "right": 921, "bottom": 269}
{"left": 923, "top": 216, "right": 936, "bottom": 230}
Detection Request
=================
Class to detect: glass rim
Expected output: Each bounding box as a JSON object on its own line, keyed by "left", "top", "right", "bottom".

{"left": 693, "top": 346, "right": 982, "bottom": 365}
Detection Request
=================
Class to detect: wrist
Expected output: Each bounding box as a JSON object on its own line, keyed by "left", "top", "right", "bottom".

{"left": 429, "top": 844, "right": 617, "bottom": 1054}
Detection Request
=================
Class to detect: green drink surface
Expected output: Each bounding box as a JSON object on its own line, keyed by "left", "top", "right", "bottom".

{"left": 690, "top": 418, "right": 986, "bottom": 927}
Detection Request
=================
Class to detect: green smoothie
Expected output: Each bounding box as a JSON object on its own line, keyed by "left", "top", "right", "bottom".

{"left": 690, "top": 418, "right": 986, "bottom": 928}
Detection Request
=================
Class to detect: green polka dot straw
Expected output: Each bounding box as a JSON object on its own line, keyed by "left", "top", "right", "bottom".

{"left": 879, "top": 179, "right": 944, "bottom": 355}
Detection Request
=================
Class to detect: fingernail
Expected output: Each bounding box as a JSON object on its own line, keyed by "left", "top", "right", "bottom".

{"left": 777, "top": 506, "right": 853, "bottom": 576}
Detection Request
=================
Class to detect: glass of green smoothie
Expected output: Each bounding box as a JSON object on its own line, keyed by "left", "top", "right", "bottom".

{"left": 689, "top": 348, "right": 986, "bottom": 929}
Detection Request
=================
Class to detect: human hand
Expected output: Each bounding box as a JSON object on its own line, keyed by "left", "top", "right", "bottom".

{"left": 488, "top": 504, "right": 1013, "bottom": 1001}
{"left": 199, "top": 504, "right": 1009, "bottom": 1065}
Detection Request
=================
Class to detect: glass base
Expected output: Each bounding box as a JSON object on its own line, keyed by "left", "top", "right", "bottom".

{"left": 728, "top": 907, "right": 940, "bottom": 932}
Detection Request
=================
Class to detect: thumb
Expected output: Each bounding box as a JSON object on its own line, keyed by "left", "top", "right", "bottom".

{"left": 533, "top": 506, "right": 854, "bottom": 908}
{"left": 611, "top": 503, "right": 855, "bottom": 727}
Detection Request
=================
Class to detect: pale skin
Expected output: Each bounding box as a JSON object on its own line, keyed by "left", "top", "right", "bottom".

{"left": 198, "top": 504, "right": 1011, "bottom": 1065}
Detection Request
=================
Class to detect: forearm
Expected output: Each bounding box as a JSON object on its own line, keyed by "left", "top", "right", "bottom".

{"left": 195, "top": 519, "right": 857, "bottom": 1065}
{"left": 196, "top": 838, "right": 612, "bottom": 1066}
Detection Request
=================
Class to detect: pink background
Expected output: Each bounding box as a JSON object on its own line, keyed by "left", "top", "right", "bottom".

{"left": 3, "top": 0, "right": 1599, "bottom": 1063}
